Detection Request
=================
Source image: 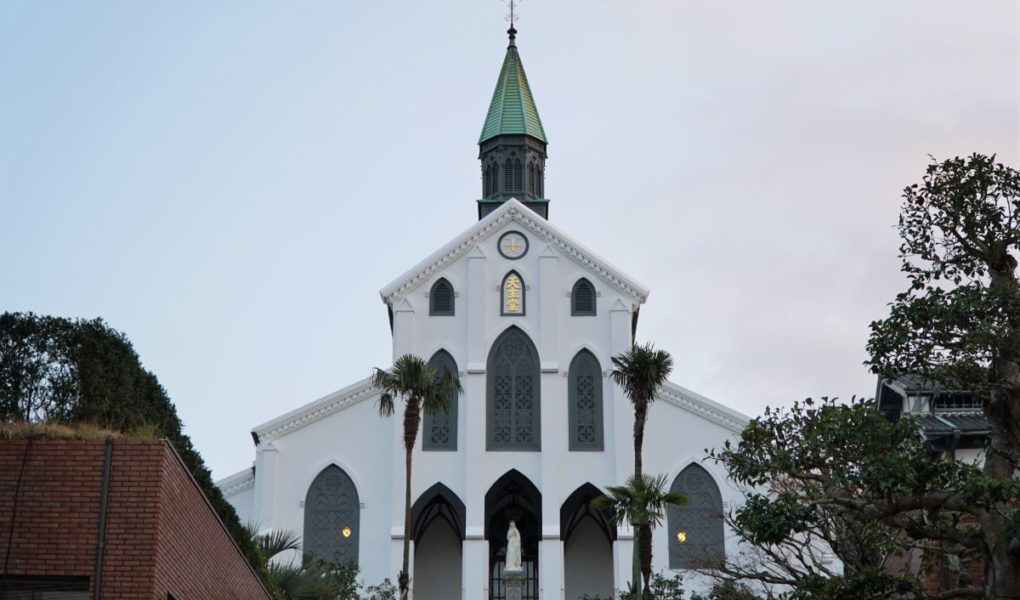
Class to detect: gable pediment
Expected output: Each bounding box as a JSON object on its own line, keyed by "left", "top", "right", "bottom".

{"left": 379, "top": 199, "right": 650, "bottom": 306}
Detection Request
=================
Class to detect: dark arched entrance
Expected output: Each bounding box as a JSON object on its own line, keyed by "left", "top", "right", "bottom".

{"left": 485, "top": 470, "right": 541, "bottom": 600}
{"left": 411, "top": 483, "right": 465, "bottom": 600}
{"left": 561, "top": 483, "right": 615, "bottom": 599}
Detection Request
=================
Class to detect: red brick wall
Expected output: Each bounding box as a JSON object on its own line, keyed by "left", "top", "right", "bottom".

{"left": 152, "top": 443, "right": 269, "bottom": 599}
{"left": 0, "top": 439, "right": 268, "bottom": 599}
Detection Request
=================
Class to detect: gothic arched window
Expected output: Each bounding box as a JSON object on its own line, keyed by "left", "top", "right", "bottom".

{"left": 513, "top": 159, "right": 523, "bottom": 192}
{"left": 429, "top": 278, "right": 455, "bottom": 316}
{"left": 484, "top": 164, "right": 492, "bottom": 197}
{"left": 537, "top": 165, "right": 543, "bottom": 197}
{"left": 568, "top": 350, "right": 603, "bottom": 451}
{"left": 668, "top": 464, "right": 724, "bottom": 569}
{"left": 501, "top": 271, "right": 525, "bottom": 316}
{"left": 424, "top": 350, "right": 458, "bottom": 451}
{"left": 571, "top": 278, "right": 596, "bottom": 316}
{"left": 304, "top": 465, "right": 360, "bottom": 566}
{"left": 527, "top": 163, "right": 536, "bottom": 196}
{"left": 487, "top": 327, "right": 540, "bottom": 450}
{"left": 504, "top": 159, "right": 514, "bottom": 192}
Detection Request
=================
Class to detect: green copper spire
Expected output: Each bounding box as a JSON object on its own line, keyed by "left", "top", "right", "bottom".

{"left": 479, "top": 27, "right": 547, "bottom": 144}
{"left": 477, "top": 26, "right": 550, "bottom": 220}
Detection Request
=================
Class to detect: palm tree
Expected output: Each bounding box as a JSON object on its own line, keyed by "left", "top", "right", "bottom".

{"left": 611, "top": 342, "right": 673, "bottom": 598}
{"left": 592, "top": 474, "right": 686, "bottom": 598}
{"left": 611, "top": 342, "right": 674, "bottom": 478}
{"left": 372, "top": 354, "right": 462, "bottom": 600}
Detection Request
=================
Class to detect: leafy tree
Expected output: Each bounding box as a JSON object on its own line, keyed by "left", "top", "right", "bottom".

{"left": 867, "top": 153, "right": 1020, "bottom": 597}
{"left": 709, "top": 154, "right": 1020, "bottom": 600}
{"left": 0, "top": 312, "right": 270, "bottom": 587}
{"left": 593, "top": 474, "right": 687, "bottom": 598}
{"left": 710, "top": 397, "right": 992, "bottom": 598}
{"left": 372, "top": 354, "right": 461, "bottom": 600}
{"left": 582, "top": 572, "right": 688, "bottom": 600}
{"left": 611, "top": 342, "right": 674, "bottom": 598}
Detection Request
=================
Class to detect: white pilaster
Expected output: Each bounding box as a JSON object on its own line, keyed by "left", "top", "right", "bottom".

{"left": 610, "top": 299, "right": 633, "bottom": 487}
{"left": 540, "top": 538, "right": 564, "bottom": 600}
{"left": 253, "top": 442, "right": 278, "bottom": 529}
{"left": 613, "top": 527, "right": 636, "bottom": 594}
{"left": 463, "top": 537, "right": 489, "bottom": 600}
{"left": 466, "top": 245, "right": 487, "bottom": 369}
{"left": 538, "top": 244, "right": 558, "bottom": 364}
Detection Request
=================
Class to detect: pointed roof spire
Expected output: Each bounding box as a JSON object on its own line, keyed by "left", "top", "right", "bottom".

{"left": 478, "top": 26, "right": 547, "bottom": 144}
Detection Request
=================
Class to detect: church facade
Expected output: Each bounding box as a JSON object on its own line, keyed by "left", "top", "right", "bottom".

{"left": 218, "top": 27, "right": 750, "bottom": 600}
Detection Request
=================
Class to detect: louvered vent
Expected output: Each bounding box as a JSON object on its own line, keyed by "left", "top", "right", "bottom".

{"left": 572, "top": 279, "right": 596, "bottom": 316}
{"left": 430, "top": 279, "right": 454, "bottom": 316}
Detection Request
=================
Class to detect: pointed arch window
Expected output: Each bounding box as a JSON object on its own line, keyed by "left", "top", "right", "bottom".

{"left": 487, "top": 327, "right": 540, "bottom": 450}
{"left": 668, "top": 464, "right": 724, "bottom": 569}
{"left": 484, "top": 164, "right": 492, "bottom": 197}
{"left": 501, "top": 271, "right": 525, "bottom": 316}
{"left": 527, "top": 163, "right": 536, "bottom": 196}
{"left": 536, "top": 165, "right": 544, "bottom": 197}
{"left": 513, "top": 159, "right": 523, "bottom": 192}
{"left": 568, "top": 350, "right": 603, "bottom": 450}
{"left": 424, "top": 350, "right": 458, "bottom": 450}
{"left": 429, "top": 278, "right": 455, "bottom": 316}
{"left": 304, "top": 465, "right": 360, "bottom": 566}
{"left": 571, "top": 278, "right": 596, "bottom": 316}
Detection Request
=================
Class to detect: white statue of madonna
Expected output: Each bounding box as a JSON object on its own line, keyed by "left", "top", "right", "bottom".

{"left": 505, "top": 520, "right": 523, "bottom": 572}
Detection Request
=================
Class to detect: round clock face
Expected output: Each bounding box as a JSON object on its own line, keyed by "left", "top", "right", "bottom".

{"left": 498, "top": 231, "right": 529, "bottom": 259}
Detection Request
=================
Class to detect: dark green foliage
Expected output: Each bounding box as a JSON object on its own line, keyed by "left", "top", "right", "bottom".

{"left": 867, "top": 153, "right": 1020, "bottom": 393}
{"left": 582, "top": 572, "right": 686, "bottom": 600}
{"left": 0, "top": 312, "right": 270, "bottom": 588}
{"left": 689, "top": 581, "right": 765, "bottom": 600}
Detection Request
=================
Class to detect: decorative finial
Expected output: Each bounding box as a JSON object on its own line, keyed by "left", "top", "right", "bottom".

{"left": 505, "top": 0, "right": 519, "bottom": 47}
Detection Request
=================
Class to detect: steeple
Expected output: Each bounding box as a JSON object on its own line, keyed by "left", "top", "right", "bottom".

{"left": 477, "top": 26, "right": 549, "bottom": 220}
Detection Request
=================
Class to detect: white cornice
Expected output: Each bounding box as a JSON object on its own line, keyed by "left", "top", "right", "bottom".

{"left": 216, "top": 467, "right": 255, "bottom": 497}
{"left": 379, "top": 199, "right": 650, "bottom": 306}
{"left": 658, "top": 381, "right": 750, "bottom": 434}
{"left": 251, "top": 377, "right": 377, "bottom": 443}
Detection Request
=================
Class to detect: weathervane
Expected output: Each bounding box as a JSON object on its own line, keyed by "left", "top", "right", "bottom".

{"left": 506, "top": 0, "right": 520, "bottom": 29}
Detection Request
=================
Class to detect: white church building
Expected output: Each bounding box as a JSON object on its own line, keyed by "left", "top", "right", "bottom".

{"left": 217, "top": 26, "right": 750, "bottom": 600}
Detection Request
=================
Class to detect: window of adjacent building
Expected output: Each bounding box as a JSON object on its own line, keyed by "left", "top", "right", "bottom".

{"left": 667, "top": 464, "right": 724, "bottom": 569}
{"left": 568, "top": 350, "right": 603, "bottom": 451}
{"left": 429, "top": 278, "right": 455, "bottom": 316}
{"left": 501, "top": 272, "right": 525, "bottom": 316}
{"left": 487, "top": 327, "right": 540, "bottom": 450}
{"left": 424, "top": 350, "right": 458, "bottom": 451}
{"left": 571, "top": 278, "right": 596, "bottom": 316}
{"left": 304, "top": 465, "right": 360, "bottom": 566}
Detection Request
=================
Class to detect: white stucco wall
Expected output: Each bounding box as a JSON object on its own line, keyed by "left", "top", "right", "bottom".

{"left": 564, "top": 518, "right": 614, "bottom": 600}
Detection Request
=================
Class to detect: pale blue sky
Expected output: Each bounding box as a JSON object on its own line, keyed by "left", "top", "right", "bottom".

{"left": 2, "top": 1, "right": 1017, "bottom": 478}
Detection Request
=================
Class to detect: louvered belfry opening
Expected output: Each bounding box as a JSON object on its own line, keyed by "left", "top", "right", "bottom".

{"left": 430, "top": 278, "right": 455, "bottom": 316}
{"left": 571, "top": 279, "right": 596, "bottom": 316}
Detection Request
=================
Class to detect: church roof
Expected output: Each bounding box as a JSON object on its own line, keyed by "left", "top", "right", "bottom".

{"left": 379, "top": 198, "right": 650, "bottom": 306}
{"left": 479, "top": 28, "right": 547, "bottom": 144}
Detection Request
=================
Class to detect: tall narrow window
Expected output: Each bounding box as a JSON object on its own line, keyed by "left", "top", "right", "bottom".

{"left": 304, "top": 465, "right": 360, "bottom": 566}
{"left": 513, "top": 159, "right": 523, "bottom": 192}
{"left": 484, "top": 164, "right": 492, "bottom": 197}
{"left": 423, "top": 350, "right": 458, "bottom": 450}
{"left": 487, "top": 327, "right": 541, "bottom": 450}
{"left": 668, "top": 464, "right": 724, "bottom": 569}
{"left": 504, "top": 159, "right": 514, "bottom": 192}
{"left": 537, "top": 165, "right": 543, "bottom": 197}
{"left": 501, "top": 271, "right": 525, "bottom": 316}
{"left": 527, "top": 163, "right": 536, "bottom": 196}
{"left": 571, "top": 278, "right": 596, "bottom": 316}
{"left": 429, "top": 278, "right": 455, "bottom": 316}
{"left": 568, "top": 350, "right": 603, "bottom": 450}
